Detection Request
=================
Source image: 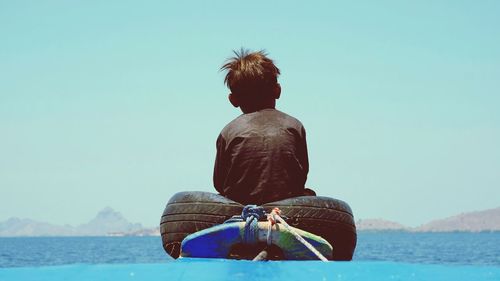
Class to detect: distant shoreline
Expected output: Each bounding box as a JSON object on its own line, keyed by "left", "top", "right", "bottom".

{"left": 2, "top": 206, "right": 499, "bottom": 237}
{"left": 356, "top": 207, "right": 500, "bottom": 232}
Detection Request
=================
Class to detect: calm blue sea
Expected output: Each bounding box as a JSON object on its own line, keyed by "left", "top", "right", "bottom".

{"left": 1, "top": 232, "right": 499, "bottom": 268}
{"left": 1, "top": 232, "right": 499, "bottom": 280}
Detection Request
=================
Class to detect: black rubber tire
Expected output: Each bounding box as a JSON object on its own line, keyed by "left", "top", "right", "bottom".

{"left": 160, "top": 192, "right": 356, "bottom": 261}
{"left": 261, "top": 196, "right": 357, "bottom": 261}
{"left": 160, "top": 191, "right": 244, "bottom": 258}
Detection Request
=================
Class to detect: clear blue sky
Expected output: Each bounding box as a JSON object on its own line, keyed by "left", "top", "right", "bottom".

{"left": 1, "top": 1, "right": 499, "bottom": 227}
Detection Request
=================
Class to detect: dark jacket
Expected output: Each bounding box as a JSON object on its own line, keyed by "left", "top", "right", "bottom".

{"left": 214, "top": 109, "right": 309, "bottom": 205}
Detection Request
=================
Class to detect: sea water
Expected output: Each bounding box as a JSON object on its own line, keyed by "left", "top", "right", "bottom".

{"left": 0, "top": 232, "right": 499, "bottom": 280}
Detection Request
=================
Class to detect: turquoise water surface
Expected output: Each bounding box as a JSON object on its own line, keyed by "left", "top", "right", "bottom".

{"left": 1, "top": 259, "right": 500, "bottom": 281}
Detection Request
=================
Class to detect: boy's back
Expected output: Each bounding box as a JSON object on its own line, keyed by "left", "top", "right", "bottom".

{"left": 214, "top": 49, "right": 312, "bottom": 205}
{"left": 214, "top": 108, "right": 308, "bottom": 205}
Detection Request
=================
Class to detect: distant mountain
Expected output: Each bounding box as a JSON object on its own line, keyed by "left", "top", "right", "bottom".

{"left": 76, "top": 207, "right": 143, "bottom": 236}
{"left": 0, "top": 208, "right": 155, "bottom": 237}
{"left": 106, "top": 227, "right": 160, "bottom": 237}
{"left": 357, "top": 207, "right": 500, "bottom": 232}
{"left": 0, "top": 218, "right": 74, "bottom": 236}
{"left": 415, "top": 207, "right": 500, "bottom": 232}
{"left": 356, "top": 218, "right": 407, "bottom": 231}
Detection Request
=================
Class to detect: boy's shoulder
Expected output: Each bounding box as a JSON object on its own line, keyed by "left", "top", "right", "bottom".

{"left": 220, "top": 109, "right": 304, "bottom": 138}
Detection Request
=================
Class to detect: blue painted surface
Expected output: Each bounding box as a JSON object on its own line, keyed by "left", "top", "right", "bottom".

{"left": 180, "top": 221, "right": 333, "bottom": 259}
{"left": 1, "top": 260, "right": 499, "bottom": 281}
{"left": 181, "top": 223, "right": 242, "bottom": 258}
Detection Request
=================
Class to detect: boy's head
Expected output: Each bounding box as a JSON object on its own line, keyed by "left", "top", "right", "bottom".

{"left": 221, "top": 49, "right": 281, "bottom": 113}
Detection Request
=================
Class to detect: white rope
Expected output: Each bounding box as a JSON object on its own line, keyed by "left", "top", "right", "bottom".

{"left": 270, "top": 209, "right": 329, "bottom": 262}
{"left": 252, "top": 249, "right": 268, "bottom": 261}
{"left": 266, "top": 220, "right": 273, "bottom": 246}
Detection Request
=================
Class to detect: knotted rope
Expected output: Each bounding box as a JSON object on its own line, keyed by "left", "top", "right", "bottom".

{"left": 241, "top": 205, "right": 266, "bottom": 244}
{"left": 269, "top": 208, "right": 329, "bottom": 262}
{"left": 224, "top": 205, "right": 329, "bottom": 261}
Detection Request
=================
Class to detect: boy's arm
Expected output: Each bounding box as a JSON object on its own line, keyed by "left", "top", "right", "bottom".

{"left": 299, "top": 126, "right": 309, "bottom": 178}
{"left": 213, "top": 134, "right": 228, "bottom": 194}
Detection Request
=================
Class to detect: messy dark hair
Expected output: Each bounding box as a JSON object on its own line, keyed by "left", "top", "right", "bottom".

{"left": 221, "top": 49, "right": 280, "bottom": 99}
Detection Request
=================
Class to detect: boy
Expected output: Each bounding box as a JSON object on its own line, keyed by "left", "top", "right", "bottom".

{"left": 214, "top": 49, "right": 314, "bottom": 205}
